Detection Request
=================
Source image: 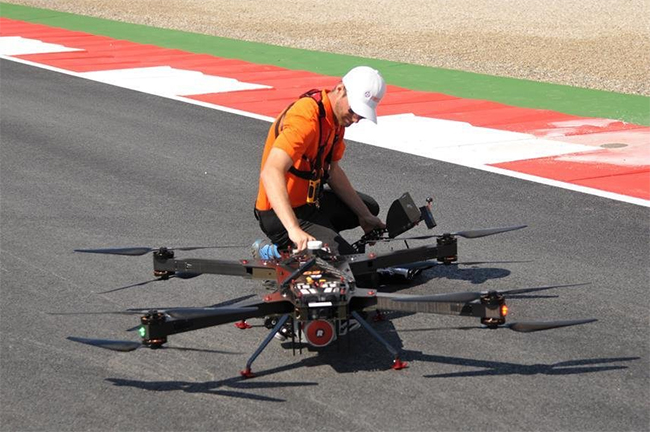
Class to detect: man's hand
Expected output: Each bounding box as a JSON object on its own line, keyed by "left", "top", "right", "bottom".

{"left": 359, "top": 214, "right": 385, "bottom": 234}
{"left": 288, "top": 226, "right": 316, "bottom": 252}
{"left": 261, "top": 148, "right": 316, "bottom": 252}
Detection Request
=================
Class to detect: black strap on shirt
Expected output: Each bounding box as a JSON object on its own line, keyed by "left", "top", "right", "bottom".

{"left": 273, "top": 89, "right": 340, "bottom": 181}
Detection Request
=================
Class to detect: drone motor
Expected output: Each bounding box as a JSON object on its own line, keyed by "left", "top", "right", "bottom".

{"left": 436, "top": 234, "right": 458, "bottom": 264}
{"left": 480, "top": 291, "right": 508, "bottom": 328}
{"left": 153, "top": 248, "right": 175, "bottom": 279}
{"left": 139, "top": 312, "right": 168, "bottom": 348}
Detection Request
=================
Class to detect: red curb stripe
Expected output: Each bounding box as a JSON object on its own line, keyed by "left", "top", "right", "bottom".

{"left": 379, "top": 99, "right": 509, "bottom": 117}
{"left": 493, "top": 155, "right": 650, "bottom": 200}
{"left": 433, "top": 106, "right": 576, "bottom": 127}
{"left": 573, "top": 171, "right": 649, "bottom": 200}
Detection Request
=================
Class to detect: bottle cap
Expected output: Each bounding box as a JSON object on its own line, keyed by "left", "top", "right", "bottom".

{"left": 307, "top": 241, "right": 323, "bottom": 250}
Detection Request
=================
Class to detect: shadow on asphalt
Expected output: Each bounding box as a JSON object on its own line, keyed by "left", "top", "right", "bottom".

{"left": 400, "top": 351, "right": 640, "bottom": 378}
{"left": 103, "top": 319, "right": 410, "bottom": 400}
{"left": 103, "top": 335, "right": 637, "bottom": 401}
{"left": 106, "top": 370, "right": 317, "bottom": 402}
{"left": 378, "top": 265, "right": 514, "bottom": 292}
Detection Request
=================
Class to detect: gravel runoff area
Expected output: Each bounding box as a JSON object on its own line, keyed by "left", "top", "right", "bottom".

{"left": 4, "top": 0, "right": 650, "bottom": 96}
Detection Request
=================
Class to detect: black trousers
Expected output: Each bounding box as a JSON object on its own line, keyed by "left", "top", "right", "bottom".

{"left": 255, "top": 189, "right": 379, "bottom": 255}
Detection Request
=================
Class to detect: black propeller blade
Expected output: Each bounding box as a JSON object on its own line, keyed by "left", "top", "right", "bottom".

{"left": 98, "top": 272, "right": 201, "bottom": 294}
{"left": 74, "top": 245, "right": 245, "bottom": 256}
{"left": 393, "top": 291, "right": 483, "bottom": 303}
{"left": 50, "top": 310, "right": 146, "bottom": 316}
{"left": 208, "top": 294, "right": 258, "bottom": 308}
{"left": 68, "top": 336, "right": 141, "bottom": 352}
{"left": 393, "top": 283, "right": 590, "bottom": 303}
{"left": 390, "top": 319, "right": 598, "bottom": 333}
{"left": 99, "top": 278, "right": 163, "bottom": 294}
{"left": 499, "top": 282, "right": 590, "bottom": 296}
{"left": 75, "top": 247, "right": 159, "bottom": 256}
{"left": 505, "top": 319, "right": 597, "bottom": 333}
{"left": 162, "top": 307, "right": 258, "bottom": 320}
{"left": 451, "top": 225, "right": 527, "bottom": 239}
{"left": 51, "top": 306, "right": 257, "bottom": 320}
{"left": 372, "top": 225, "right": 527, "bottom": 243}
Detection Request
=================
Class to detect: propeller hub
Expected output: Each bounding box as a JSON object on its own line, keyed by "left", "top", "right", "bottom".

{"left": 154, "top": 247, "right": 174, "bottom": 259}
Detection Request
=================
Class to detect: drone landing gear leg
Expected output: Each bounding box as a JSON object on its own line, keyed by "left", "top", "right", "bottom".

{"left": 240, "top": 314, "right": 290, "bottom": 379}
{"left": 351, "top": 311, "right": 408, "bottom": 370}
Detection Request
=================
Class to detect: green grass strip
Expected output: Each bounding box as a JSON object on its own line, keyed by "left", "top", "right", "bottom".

{"left": 2, "top": 2, "right": 648, "bottom": 125}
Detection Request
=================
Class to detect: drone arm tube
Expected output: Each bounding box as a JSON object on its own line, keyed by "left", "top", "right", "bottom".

{"left": 153, "top": 256, "right": 276, "bottom": 280}
{"left": 375, "top": 295, "right": 479, "bottom": 317}
{"left": 347, "top": 242, "right": 456, "bottom": 276}
{"left": 351, "top": 311, "right": 399, "bottom": 357}
{"left": 351, "top": 292, "right": 493, "bottom": 318}
{"left": 143, "top": 301, "right": 294, "bottom": 340}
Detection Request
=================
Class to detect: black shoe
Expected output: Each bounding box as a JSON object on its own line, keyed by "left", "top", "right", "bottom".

{"left": 265, "top": 317, "right": 295, "bottom": 341}
{"left": 338, "top": 319, "right": 360, "bottom": 336}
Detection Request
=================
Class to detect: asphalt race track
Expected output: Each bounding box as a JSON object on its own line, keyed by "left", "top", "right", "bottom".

{"left": 1, "top": 59, "right": 648, "bottom": 431}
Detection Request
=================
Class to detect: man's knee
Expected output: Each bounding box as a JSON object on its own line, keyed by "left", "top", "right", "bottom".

{"left": 359, "top": 193, "right": 380, "bottom": 216}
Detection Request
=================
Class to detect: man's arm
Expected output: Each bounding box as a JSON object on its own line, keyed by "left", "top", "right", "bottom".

{"left": 327, "top": 161, "right": 385, "bottom": 233}
{"left": 260, "top": 148, "right": 316, "bottom": 251}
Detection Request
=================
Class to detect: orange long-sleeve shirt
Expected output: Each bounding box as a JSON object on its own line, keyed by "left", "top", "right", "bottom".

{"left": 255, "top": 90, "right": 346, "bottom": 211}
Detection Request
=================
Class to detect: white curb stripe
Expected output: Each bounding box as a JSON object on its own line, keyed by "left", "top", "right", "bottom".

{"left": 345, "top": 114, "right": 594, "bottom": 165}
{"left": 0, "top": 36, "right": 82, "bottom": 55}
{"left": 79, "top": 66, "right": 271, "bottom": 97}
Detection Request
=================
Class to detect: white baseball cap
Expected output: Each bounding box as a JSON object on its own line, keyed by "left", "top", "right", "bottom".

{"left": 342, "top": 66, "right": 386, "bottom": 123}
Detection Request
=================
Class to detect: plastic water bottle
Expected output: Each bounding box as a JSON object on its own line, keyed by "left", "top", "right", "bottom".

{"left": 251, "top": 239, "right": 281, "bottom": 260}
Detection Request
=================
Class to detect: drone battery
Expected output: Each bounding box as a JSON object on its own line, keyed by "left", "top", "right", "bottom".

{"left": 386, "top": 192, "right": 422, "bottom": 238}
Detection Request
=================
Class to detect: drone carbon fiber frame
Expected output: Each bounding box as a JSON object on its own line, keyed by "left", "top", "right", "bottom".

{"left": 66, "top": 193, "right": 594, "bottom": 376}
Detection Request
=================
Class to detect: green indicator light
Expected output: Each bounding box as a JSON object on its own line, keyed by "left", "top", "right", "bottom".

{"left": 138, "top": 327, "right": 146, "bottom": 338}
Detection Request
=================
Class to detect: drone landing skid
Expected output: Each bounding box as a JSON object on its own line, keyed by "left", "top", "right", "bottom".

{"left": 350, "top": 311, "right": 408, "bottom": 370}
{"left": 240, "top": 311, "right": 408, "bottom": 377}
{"left": 240, "top": 314, "right": 290, "bottom": 379}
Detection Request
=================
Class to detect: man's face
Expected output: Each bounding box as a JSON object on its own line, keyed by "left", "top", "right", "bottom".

{"left": 333, "top": 85, "right": 364, "bottom": 127}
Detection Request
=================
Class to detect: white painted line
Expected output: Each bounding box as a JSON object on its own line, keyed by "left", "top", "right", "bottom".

{"left": 0, "top": 36, "right": 83, "bottom": 55}
{"left": 2, "top": 54, "right": 647, "bottom": 208}
{"left": 434, "top": 139, "right": 595, "bottom": 165}
{"left": 79, "top": 66, "right": 271, "bottom": 97}
{"left": 550, "top": 118, "right": 627, "bottom": 128}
